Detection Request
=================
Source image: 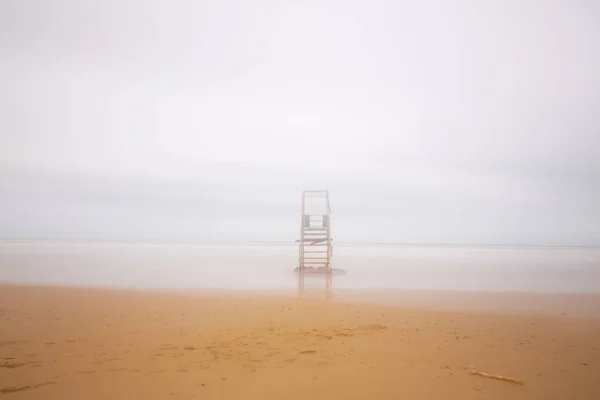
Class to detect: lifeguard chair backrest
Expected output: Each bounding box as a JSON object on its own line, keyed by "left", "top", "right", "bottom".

{"left": 303, "top": 215, "right": 311, "bottom": 227}
{"left": 322, "top": 215, "right": 329, "bottom": 227}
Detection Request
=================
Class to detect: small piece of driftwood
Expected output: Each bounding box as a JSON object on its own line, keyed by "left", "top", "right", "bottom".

{"left": 469, "top": 369, "right": 525, "bottom": 386}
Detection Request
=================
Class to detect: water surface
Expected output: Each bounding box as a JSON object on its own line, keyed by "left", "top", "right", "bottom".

{"left": 1, "top": 242, "right": 599, "bottom": 293}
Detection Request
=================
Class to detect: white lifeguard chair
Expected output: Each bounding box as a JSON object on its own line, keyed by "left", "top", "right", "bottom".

{"left": 297, "top": 189, "right": 333, "bottom": 290}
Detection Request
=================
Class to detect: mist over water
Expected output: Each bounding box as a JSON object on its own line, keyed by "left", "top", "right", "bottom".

{"left": 1, "top": 242, "right": 599, "bottom": 294}
{"left": 2, "top": 1, "right": 600, "bottom": 250}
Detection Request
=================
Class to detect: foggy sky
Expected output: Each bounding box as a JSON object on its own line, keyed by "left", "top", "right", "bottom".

{"left": 1, "top": 0, "right": 599, "bottom": 245}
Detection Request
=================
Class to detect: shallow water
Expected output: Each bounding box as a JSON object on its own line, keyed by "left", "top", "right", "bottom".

{"left": 1, "top": 242, "right": 599, "bottom": 293}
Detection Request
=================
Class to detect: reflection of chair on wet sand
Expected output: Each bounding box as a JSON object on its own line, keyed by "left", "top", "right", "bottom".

{"left": 297, "top": 190, "right": 334, "bottom": 291}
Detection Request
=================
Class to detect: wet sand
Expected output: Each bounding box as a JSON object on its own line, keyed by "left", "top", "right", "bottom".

{"left": 1, "top": 285, "right": 599, "bottom": 399}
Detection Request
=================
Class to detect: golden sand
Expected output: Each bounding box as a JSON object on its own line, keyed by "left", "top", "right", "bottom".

{"left": 1, "top": 285, "right": 599, "bottom": 399}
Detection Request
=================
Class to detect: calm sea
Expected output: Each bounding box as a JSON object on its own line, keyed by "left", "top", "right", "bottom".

{"left": 1, "top": 242, "right": 599, "bottom": 293}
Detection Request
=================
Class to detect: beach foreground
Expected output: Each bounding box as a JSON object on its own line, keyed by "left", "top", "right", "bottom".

{"left": 1, "top": 285, "right": 599, "bottom": 399}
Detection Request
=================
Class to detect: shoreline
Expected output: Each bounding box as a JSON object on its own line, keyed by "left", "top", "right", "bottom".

{"left": 2, "top": 282, "right": 600, "bottom": 317}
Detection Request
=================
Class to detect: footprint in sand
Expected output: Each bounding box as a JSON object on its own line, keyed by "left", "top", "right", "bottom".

{"left": 77, "top": 370, "right": 96, "bottom": 375}
{"left": 0, "top": 382, "right": 56, "bottom": 395}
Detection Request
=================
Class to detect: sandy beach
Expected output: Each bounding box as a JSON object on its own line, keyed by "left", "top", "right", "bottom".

{"left": 1, "top": 285, "right": 599, "bottom": 399}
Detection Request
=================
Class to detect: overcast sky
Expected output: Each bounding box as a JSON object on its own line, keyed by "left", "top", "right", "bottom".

{"left": 1, "top": 0, "right": 599, "bottom": 245}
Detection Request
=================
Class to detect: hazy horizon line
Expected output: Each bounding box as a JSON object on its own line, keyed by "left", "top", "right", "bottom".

{"left": 1, "top": 237, "right": 598, "bottom": 249}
